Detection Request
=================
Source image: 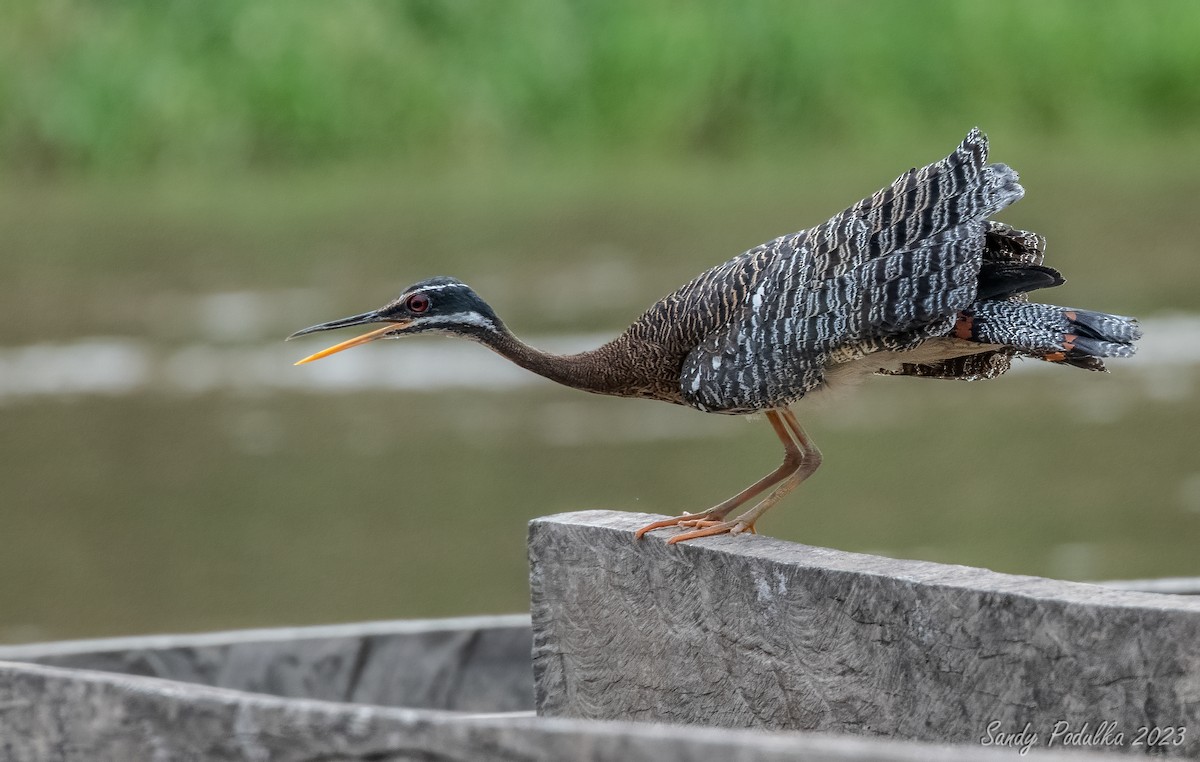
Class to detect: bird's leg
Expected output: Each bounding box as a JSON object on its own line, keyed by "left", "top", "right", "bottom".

{"left": 664, "top": 410, "right": 821, "bottom": 544}
{"left": 634, "top": 410, "right": 804, "bottom": 540}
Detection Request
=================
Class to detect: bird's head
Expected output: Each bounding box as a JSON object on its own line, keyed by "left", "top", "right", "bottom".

{"left": 287, "top": 277, "right": 502, "bottom": 365}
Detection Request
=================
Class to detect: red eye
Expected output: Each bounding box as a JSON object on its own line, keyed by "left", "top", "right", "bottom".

{"left": 406, "top": 293, "right": 431, "bottom": 313}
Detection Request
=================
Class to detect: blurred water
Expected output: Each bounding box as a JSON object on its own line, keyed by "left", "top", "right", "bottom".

{"left": 1, "top": 311, "right": 1196, "bottom": 407}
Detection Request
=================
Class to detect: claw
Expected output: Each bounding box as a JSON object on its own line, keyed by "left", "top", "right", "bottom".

{"left": 634, "top": 516, "right": 684, "bottom": 539}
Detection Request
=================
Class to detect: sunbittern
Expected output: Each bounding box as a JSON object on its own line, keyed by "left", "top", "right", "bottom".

{"left": 289, "top": 130, "right": 1141, "bottom": 544}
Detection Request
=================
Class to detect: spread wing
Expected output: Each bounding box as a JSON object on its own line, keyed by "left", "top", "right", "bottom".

{"left": 680, "top": 129, "right": 1025, "bottom": 412}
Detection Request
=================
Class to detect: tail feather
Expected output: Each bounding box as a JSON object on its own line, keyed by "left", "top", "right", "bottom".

{"left": 976, "top": 263, "right": 1064, "bottom": 300}
{"left": 956, "top": 301, "right": 1141, "bottom": 371}
{"left": 1067, "top": 308, "right": 1143, "bottom": 344}
{"left": 1071, "top": 335, "right": 1134, "bottom": 359}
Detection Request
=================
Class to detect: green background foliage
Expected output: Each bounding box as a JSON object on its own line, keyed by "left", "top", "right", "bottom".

{"left": 3, "top": 0, "right": 1198, "bottom": 173}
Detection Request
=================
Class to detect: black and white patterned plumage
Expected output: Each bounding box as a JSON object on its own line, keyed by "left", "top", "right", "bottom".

{"left": 620, "top": 129, "right": 1021, "bottom": 412}
{"left": 878, "top": 221, "right": 1056, "bottom": 381}
{"left": 603, "top": 128, "right": 1140, "bottom": 414}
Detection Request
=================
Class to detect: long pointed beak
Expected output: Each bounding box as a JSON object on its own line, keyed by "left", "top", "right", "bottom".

{"left": 286, "top": 311, "right": 411, "bottom": 366}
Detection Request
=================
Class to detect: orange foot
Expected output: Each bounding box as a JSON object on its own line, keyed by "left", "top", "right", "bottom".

{"left": 667, "top": 519, "right": 756, "bottom": 544}
{"left": 634, "top": 512, "right": 713, "bottom": 539}
{"left": 635, "top": 513, "right": 756, "bottom": 543}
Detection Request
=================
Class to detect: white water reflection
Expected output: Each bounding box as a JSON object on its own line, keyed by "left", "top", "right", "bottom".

{"left": 0, "top": 339, "right": 148, "bottom": 398}
{"left": 0, "top": 316, "right": 1197, "bottom": 403}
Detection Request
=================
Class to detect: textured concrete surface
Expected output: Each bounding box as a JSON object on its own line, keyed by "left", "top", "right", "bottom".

{"left": 530, "top": 511, "right": 1200, "bottom": 758}
{"left": 0, "top": 661, "right": 1114, "bottom": 762}
{"left": 0, "top": 614, "right": 533, "bottom": 712}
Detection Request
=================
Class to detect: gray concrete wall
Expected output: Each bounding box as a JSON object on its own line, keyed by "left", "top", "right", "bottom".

{"left": 2, "top": 513, "right": 1195, "bottom": 759}
{"left": 0, "top": 614, "right": 534, "bottom": 713}
{"left": 530, "top": 510, "right": 1200, "bottom": 758}
{"left": 0, "top": 660, "right": 1114, "bottom": 761}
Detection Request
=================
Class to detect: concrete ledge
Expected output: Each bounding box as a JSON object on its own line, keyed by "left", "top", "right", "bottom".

{"left": 0, "top": 660, "right": 1114, "bottom": 761}
{"left": 0, "top": 614, "right": 533, "bottom": 712}
{"left": 529, "top": 510, "right": 1200, "bottom": 757}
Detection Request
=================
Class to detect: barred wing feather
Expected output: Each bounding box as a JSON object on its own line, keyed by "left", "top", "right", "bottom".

{"left": 680, "top": 129, "right": 1025, "bottom": 411}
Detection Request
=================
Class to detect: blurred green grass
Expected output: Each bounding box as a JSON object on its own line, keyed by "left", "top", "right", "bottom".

{"left": 2, "top": 0, "right": 1198, "bottom": 173}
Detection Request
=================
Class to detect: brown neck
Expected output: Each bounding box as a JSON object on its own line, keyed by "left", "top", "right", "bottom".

{"left": 477, "top": 327, "right": 624, "bottom": 396}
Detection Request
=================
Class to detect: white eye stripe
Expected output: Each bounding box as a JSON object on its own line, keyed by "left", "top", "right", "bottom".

{"left": 402, "top": 282, "right": 465, "bottom": 297}
{"left": 411, "top": 312, "right": 496, "bottom": 330}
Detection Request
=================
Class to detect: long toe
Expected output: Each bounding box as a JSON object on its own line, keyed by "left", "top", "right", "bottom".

{"left": 676, "top": 518, "right": 724, "bottom": 529}
{"left": 634, "top": 510, "right": 718, "bottom": 539}
{"left": 666, "top": 519, "right": 754, "bottom": 544}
